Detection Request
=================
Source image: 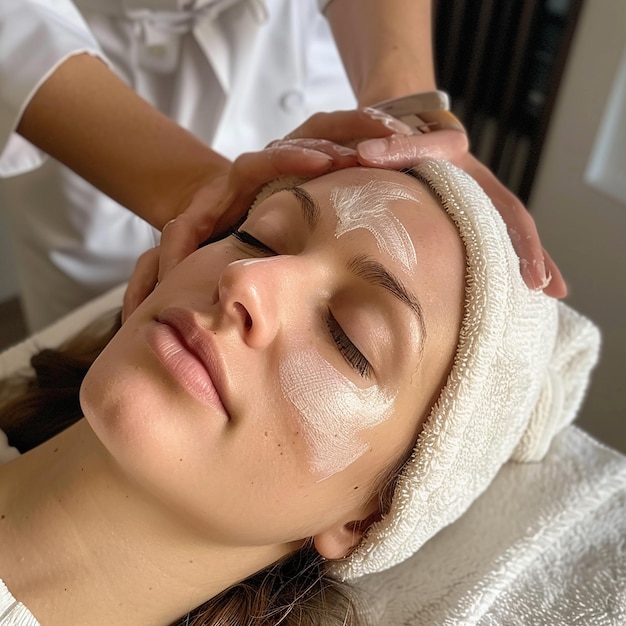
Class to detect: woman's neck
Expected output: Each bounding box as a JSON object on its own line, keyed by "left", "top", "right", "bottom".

{"left": 0, "top": 419, "right": 287, "bottom": 626}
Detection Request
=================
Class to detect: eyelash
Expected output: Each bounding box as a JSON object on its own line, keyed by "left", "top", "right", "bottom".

{"left": 230, "top": 228, "right": 276, "bottom": 255}
{"left": 231, "top": 228, "right": 372, "bottom": 379}
{"left": 326, "top": 310, "right": 372, "bottom": 379}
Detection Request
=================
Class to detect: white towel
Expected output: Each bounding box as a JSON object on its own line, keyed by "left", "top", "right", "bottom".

{"left": 356, "top": 426, "right": 626, "bottom": 625}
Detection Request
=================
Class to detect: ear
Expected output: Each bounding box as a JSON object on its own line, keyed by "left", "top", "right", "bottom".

{"left": 313, "top": 503, "right": 381, "bottom": 561}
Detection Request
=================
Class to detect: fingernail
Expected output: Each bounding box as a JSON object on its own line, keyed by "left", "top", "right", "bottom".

{"left": 530, "top": 260, "right": 549, "bottom": 291}
{"left": 162, "top": 217, "right": 177, "bottom": 234}
{"left": 536, "top": 260, "right": 548, "bottom": 290}
{"left": 332, "top": 144, "right": 357, "bottom": 157}
{"left": 538, "top": 272, "right": 552, "bottom": 291}
{"left": 358, "top": 137, "right": 390, "bottom": 159}
{"left": 521, "top": 259, "right": 550, "bottom": 291}
{"left": 520, "top": 259, "right": 537, "bottom": 290}
{"left": 303, "top": 151, "right": 334, "bottom": 165}
{"left": 362, "top": 107, "right": 413, "bottom": 134}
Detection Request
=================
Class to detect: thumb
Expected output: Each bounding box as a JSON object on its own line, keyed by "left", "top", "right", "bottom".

{"left": 357, "top": 130, "right": 469, "bottom": 168}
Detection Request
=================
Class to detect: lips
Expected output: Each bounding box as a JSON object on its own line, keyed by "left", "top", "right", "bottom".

{"left": 147, "top": 307, "right": 230, "bottom": 419}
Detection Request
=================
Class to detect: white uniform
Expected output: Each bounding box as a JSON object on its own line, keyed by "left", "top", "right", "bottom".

{"left": 0, "top": 0, "right": 355, "bottom": 330}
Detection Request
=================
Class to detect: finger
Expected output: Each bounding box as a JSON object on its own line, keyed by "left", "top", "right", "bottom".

{"left": 463, "top": 158, "right": 548, "bottom": 291}
{"left": 541, "top": 248, "right": 568, "bottom": 299}
{"left": 284, "top": 109, "right": 412, "bottom": 144}
{"left": 268, "top": 138, "right": 358, "bottom": 164}
{"left": 357, "top": 129, "right": 469, "bottom": 166}
{"left": 235, "top": 145, "right": 334, "bottom": 182}
{"left": 156, "top": 144, "right": 340, "bottom": 282}
{"left": 465, "top": 159, "right": 546, "bottom": 287}
{"left": 157, "top": 212, "right": 214, "bottom": 282}
{"left": 122, "top": 247, "right": 160, "bottom": 322}
{"left": 461, "top": 157, "right": 570, "bottom": 298}
{"left": 211, "top": 145, "right": 337, "bottom": 233}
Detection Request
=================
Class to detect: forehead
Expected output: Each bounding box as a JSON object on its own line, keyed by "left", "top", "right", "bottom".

{"left": 312, "top": 166, "right": 465, "bottom": 341}
{"left": 298, "top": 168, "right": 462, "bottom": 263}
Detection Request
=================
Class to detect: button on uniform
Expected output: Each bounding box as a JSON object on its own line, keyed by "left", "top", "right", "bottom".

{"left": 280, "top": 90, "right": 305, "bottom": 113}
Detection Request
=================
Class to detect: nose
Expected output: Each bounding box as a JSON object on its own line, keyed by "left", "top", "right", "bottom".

{"left": 217, "top": 257, "right": 290, "bottom": 349}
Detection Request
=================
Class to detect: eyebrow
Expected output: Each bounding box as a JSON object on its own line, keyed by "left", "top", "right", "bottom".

{"left": 283, "top": 186, "right": 427, "bottom": 356}
{"left": 347, "top": 254, "right": 427, "bottom": 360}
{"left": 284, "top": 186, "right": 320, "bottom": 230}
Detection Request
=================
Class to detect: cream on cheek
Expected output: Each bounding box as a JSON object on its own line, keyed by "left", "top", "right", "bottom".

{"left": 330, "top": 180, "right": 420, "bottom": 272}
{"left": 279, "top": 347, "right": 393, "bottom": 481}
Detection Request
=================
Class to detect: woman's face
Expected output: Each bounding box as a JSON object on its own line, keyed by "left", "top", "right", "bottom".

{"left": 81, "top": 167, "right": 465, "bottom": 552}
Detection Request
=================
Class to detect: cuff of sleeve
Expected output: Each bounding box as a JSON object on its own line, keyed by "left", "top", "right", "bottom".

{"left": 317, "top": 0, "right": 334, "bottom": 13}
{"left": 373, "top": 90, "right": 450, "bottom": 114}
{"left": 0, "top": 1, "right": 112, "bottom": 177}
{"left": 0, "top": 49, "right": 111, "bottom": 177}
{"left": 373, "top": 91, "right": 467, "bottom": 135}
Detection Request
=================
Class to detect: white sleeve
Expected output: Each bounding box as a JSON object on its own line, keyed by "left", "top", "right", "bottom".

{"left": 0, "top": 0, "right": 111, "bottom": 177}
{"left": 317, "top": 0, "right": 333, "bottom": 13}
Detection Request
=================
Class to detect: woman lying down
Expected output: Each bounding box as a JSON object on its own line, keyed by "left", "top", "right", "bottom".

{"left": 0, "top": 160, "right": 599, "bottom": 626}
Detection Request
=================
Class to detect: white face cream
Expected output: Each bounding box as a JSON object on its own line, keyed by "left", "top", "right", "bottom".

{"left": 279, "top": 348, "right": 393, "bottom": 481}
{"left": 331, "top": 180, "right": 420, "bottom": 272}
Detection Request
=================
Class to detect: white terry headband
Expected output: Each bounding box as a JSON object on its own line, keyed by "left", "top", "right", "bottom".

{"left": 330, "top": 160, "right": 601, "bottom": 580}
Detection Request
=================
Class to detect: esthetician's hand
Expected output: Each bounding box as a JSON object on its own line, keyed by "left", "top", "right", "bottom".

{"left": 123, "top": 108, "right": 414, "bottom": 321}
{"left": 284, "top": 110, "right": 566, "bottom": 297}
{"left": 124, "top": 108, "right": 566, "bottom": 320}
{"left": 353, "top": 129, "right": 567, "bottom": 298}
{"left": 122, "top": 139, "right": 360, "bottom": 321}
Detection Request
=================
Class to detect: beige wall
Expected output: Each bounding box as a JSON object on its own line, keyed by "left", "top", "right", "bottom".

{"left": 530, "top": 1, "right": 626, "bottom": 452}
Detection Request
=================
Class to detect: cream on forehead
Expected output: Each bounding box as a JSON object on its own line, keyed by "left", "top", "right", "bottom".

{"left": 279, "top": 348, "right": 393, "bottom": 481}
{"left": 330, "top": 180, "right": 420, "bottom": 272}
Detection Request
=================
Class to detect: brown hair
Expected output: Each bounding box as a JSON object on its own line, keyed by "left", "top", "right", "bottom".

{"left": 0, "top": 311, "right": 409, "bottom": 626}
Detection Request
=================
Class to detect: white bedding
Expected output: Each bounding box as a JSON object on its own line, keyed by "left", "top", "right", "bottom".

{"left": 2, "top": 285, "right": 625, "bottom": 625}
{"left": 357, "top": 427, "right": 626, "bottom": 625}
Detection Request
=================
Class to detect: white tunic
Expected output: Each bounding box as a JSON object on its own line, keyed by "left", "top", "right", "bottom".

{"left": 0, "top": 0, "right": 355, "bottom": 330}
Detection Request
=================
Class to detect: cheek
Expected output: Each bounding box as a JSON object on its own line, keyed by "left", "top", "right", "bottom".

{"left": 79, "top": 325, "right": 217, "bottom": 486}
{"left": 154, "top": 240, "right": 245, "bottom": 298}
{"left": 278, "top": 347, "right": 394, "bottom": 481}
{"left": 79, "top": 346, "right": 229, "bottom": 533}
{"left": 79, "top": 330, "right": 182, "bottom": 462}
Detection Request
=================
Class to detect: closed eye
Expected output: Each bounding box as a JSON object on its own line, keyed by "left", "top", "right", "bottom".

{"left": 230, "top": 229, "right": 277, "bottom": 256}
{"left": 233, "top": 229, "right": 371, "bottom": 378}
{"left": 326, "top": 310, "right": 372, "bottom": 379}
